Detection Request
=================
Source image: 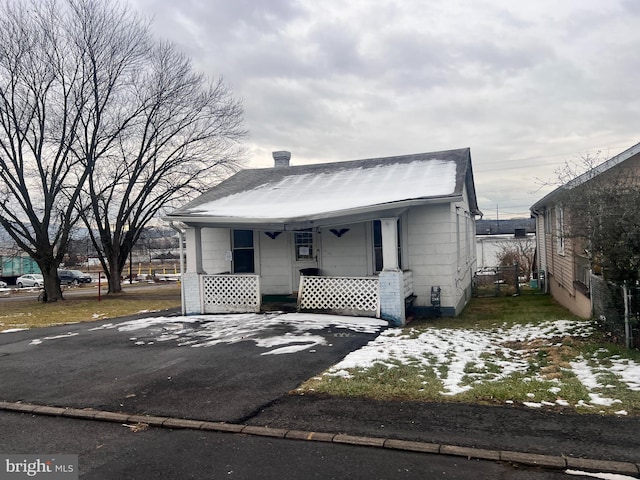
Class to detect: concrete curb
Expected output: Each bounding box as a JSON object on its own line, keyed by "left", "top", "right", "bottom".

{"left": 1, "top": 401, "right": 638, "bottom": 477}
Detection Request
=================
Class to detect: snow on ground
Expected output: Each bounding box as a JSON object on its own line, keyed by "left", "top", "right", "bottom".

{"left": 29, "top": 332, "right": 79, "bottom": 346}
{"left": 325, "top": 319, "right": 640, "bottom": 409}
{"left": 609, "top": 356, "right": 640, "bottom": 391}
{"left": 328, "top": 320, "right": 594, "bottom": 394}
{"left": 565, "top": 470, "right": 640, "bottom": 480}
{"left": 13, "top": 313, "right": 640, "bottom": 409}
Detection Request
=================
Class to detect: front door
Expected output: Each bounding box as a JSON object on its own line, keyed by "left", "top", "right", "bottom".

{"left": 292, "top": 230, "right": 319, "bottom": 291}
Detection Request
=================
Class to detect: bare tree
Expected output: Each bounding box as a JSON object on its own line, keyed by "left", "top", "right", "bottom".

{"left": 495, "top": 237, "right": 535, "bottom": 281}
{"left": 555, "top": 153, "right": 640, "bottom": 284}
{"left": 554, "top": 153, "right": 640, "bottom": 347}
{"left": 78, "top": 40, "right": 245, "bottom": 294}
{"left": 0, "top": 0, "right": 93, "bottom": 301}
{"left": 0, "top": 0, "right": 245, "bottom": 299}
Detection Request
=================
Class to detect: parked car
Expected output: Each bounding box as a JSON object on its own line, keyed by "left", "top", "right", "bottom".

{"left": 16, "top": 274, "right": 44, "bottom": 288}
{"left": 0, "top": 280, "right": 7, "bottom": 288}
{"left": 58, "top": 269, "right": 92, "bottom": 285}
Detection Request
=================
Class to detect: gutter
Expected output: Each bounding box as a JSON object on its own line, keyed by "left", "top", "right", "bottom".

{"left": 529, "top": 207, "right": 549, "bottom": 294}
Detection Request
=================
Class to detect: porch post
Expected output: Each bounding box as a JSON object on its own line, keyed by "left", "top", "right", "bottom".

{"left": 183, "top": 226, "right": 204, "bottom": 314}
{"left": 380, "top": 217, "right": 399, "bottom": 271}
{"left": 185, "top": 226, "right": 204, "bottom": 274}
{"left": 378, "top": 217, "right": 406, "bottom": 326}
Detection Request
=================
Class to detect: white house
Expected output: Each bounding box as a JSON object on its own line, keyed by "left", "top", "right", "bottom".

{"left": 165, "top": 148, "right": 482, "bottom": 325}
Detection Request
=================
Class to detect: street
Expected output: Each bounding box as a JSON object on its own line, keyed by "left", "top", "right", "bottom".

{"left": 1, "top": 312, "right": 637, "bottom": 479}
{"left": 0, "top": 411, "right": 587, "bottom": 479}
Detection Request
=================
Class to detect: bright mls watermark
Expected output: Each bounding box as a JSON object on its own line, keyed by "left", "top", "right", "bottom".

{"left": 0, "top": 455, "right": 77, "bottom": 480}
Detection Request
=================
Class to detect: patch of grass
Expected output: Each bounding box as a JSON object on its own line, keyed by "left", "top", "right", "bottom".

{"left": 457, "top": 374, "right": 590, "bottom": 406}
{"left": 296, "top": 294, "right": 640, "bottom": 416}
{"left": 297, "top": 362, "right": 446, "bottom": 401}
{"left": 580, "top": 340, "right": 640, "bottom": 363}
{"left": 413, "top": 292, "right": 583, "bottom": 330}
{"left": 0, "top": 285, "right": 181, "bottom": 331}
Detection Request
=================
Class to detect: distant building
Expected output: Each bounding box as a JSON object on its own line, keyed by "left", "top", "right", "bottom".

{"left": 475, "top": 218, "right": 536, "bottom": 270}
{"left": 476, "top": 218, "right": 535, "bottom": 236}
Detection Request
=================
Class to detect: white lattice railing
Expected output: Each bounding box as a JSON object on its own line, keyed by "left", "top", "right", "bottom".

{"left": 201, "top": 274, "right": 261, "bottom": 313}
{"left": 298, "top": 275, "right": 380, "bottom": 317}
{"left": 403, "top": 270, "right": 414, "bottom": 298}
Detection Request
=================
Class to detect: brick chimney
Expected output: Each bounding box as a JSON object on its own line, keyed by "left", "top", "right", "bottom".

{"left": 272, "top": 151, "right": 291, "bottom": 168}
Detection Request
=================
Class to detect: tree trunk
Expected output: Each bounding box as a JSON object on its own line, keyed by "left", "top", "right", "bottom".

{"left": 108, "top": 267, "right": 123, "bottom": 294}
{"left": 106, "top": 251, "right": 124, "bottom": 294}
{"left": 39, "top": 262, "right": 63, "bottom": 303}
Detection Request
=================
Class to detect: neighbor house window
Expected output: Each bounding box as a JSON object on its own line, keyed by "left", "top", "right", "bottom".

{"left": 544, "top": 208, "right": 552, "bottom": 233}
{"left": 556, "top": 206, "right": 565, "bottom": 256}
{"left": 373, "top": 219, "right": 402, "bottom": 272}
{"left": 574, "top": 254, "right": 591, "bottom": 291}
{"left": 295, "top": 230, "right": 314, "bottom": 260}
{"left": 232, "top": 229, "right": 254, "bottom": 273}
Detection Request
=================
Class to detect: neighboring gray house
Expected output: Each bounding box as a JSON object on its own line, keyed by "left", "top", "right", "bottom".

{"left": 166, "top": 148, "right": 482, "bottom": 325}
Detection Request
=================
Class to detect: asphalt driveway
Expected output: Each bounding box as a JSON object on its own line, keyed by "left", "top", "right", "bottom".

{"left": 0, "top": 312, "right": 387, "bottom": 422}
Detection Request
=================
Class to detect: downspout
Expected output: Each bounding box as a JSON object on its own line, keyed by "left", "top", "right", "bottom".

{"left": 169, "top": 222, "right": 186, "bottom": 316}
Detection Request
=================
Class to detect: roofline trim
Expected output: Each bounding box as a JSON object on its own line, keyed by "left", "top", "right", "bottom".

{"left": 163, "top": 195, "right": 466, "bottom": 228}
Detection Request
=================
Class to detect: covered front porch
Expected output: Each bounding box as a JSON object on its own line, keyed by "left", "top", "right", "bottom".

{"left": 186, "top": 269, "right": 415, "bottom": 322}
{"left": 177, "top": 216, "right": 415, "bottom": 326}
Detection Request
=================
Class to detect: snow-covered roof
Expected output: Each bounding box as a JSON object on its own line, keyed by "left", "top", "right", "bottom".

{"left": 168, "top": 148, "right": 480, "bottom": 228}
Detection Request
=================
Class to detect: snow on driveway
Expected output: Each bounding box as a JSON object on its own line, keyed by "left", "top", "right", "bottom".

{"left": 31, "top": 312, "right": 388, "bottom": 355}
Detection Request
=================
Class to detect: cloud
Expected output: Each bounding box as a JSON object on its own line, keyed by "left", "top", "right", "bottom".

{"left": 128, "top": 0, "right": 640, "bottom": 217}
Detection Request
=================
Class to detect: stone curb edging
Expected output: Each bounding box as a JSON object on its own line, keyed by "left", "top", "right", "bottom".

{"left": 1, "top": 401, "right": 638, "bottom": 477}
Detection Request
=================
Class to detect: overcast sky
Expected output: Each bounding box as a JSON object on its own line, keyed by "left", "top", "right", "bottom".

{"left": 130, "top": 0, "right": 639, "bottom": 219}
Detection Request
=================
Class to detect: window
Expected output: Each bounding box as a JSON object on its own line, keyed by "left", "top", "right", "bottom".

{"left": 373, "top": 221, "right": 383, "bottom": 272}
{"left": 373, "top": 219, "right": 402, "bottom": 272}
{"left": 466, "top": 215, "right": 472, "bottom": 261}
{"left": 575, "top": 255, "right": 591, "bottom": 291}
{"left": 556, "top": 206, "right": 565, "bottom": 256}
{"left": 232, "top": 230, "right": 254, "bottom": 273}
{"left": 544, "top": 208, "right": 552, "bottom": 233}
{"left": 295, "top": 230, "right": 314, "bottom": 260}
{"left": 456, "top": 212, "right": 461, "bottom": 267}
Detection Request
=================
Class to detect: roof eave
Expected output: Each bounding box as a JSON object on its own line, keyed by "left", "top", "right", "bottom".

{"left": 163, "top": 195, "right": 463, "bottom": 230}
